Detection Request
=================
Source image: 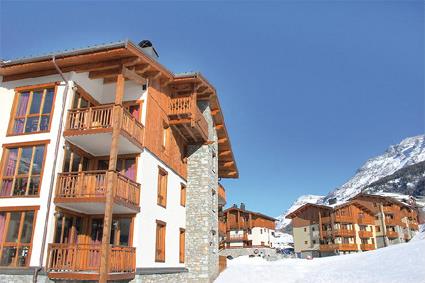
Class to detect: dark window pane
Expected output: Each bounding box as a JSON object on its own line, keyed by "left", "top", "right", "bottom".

{"left": 63, "top": 149, "right": 71, "bottom": 172}
{"left": 3, "top": 148, "right": 18, "bottom": 176}
{"left": 20, "top": 212, "right": 34, "bottom": 243}
{"left": 6, "top": 212, "right": 21, "bottom": 242}
{"left": 40, "top": 115, "right": 50, "bottom": 131}
{"left": 29, "top": 91, "right": 43, "bottom": 114}
{"left": 82, "top": 158, "right": 89, "bottom": 171}
{"left": 15, "top": 92, "right": 30, "bottom": 116}
{"left": 72, "top": 154, "right": 81, "bottom": 172}
{"left": 24, "top": 116, "right": 39, "bottom": 133}
{"left": 16, "top": 247, "right": 30, "bottom": 267}
{"left": 13, "top": 119, "right": 25, "bottom": 134}
{"left": 42, "top": 89, "right": 54, "bottom": 114}
{"left": 13, "top": 178, "right": 28, "bottom": 196}
{"left": 119, "top": 218, "right": 131, "bottom": 246}
{"left": 97, "top": 160, "right": 108, "bottom": 171}
{"left": 0, "top": 247, "right": 17, "bottom": 266}
{"left": 27, "top": 177, "right": 40, "bottom": 195}
{"left": 18, "top": 147, "right": 33, "bottom": 174}
{"left": 54, "top": 216, "right": 63, "bottom": 243}
{"left": 31, "top": 146, "right": 44, "bottom": 175}
{"left": 80, "top": 97, "right": 89, "bottom": 108}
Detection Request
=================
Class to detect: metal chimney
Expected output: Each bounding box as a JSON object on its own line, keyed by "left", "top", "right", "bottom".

{"left": 240, "top": 203, "right": 246, "bottom": 210}
{"left": 138, "top": 40, "right": 159, "bottom": 60}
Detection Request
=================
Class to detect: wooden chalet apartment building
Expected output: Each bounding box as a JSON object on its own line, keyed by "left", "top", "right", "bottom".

{"left": 0, "top": 40, "right": 238, "bottom": 282}
{"left": 219, "top": 204, "right": 277, "bottom": 251}
{"left": 286, "top": 193, "right": 420, "bottom": 258}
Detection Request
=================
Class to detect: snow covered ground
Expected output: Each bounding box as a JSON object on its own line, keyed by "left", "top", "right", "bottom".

{"left": 216, "top": 238, "right": 425, "bottom": 283}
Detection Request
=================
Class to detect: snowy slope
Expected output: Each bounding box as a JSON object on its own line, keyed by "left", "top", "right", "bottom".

{"left": 216, "top": 237, "right": 425, "bottom": 283}
{"left": 323, "top": 135, "right": 425, "bottom": 204}
{"left": 275, "top": 195, "right": 324, "bottom": 231}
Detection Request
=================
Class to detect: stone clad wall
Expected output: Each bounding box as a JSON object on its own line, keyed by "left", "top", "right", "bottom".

{"left": 186, "top": 101, "right": 219, "bottom": 283}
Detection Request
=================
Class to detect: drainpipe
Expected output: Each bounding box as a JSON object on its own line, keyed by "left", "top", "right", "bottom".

{"left": 33, "top": 56, "right": 72, "bottom": 283}
{"left": 379, "top": 204, "right": 389, "bottom": 247}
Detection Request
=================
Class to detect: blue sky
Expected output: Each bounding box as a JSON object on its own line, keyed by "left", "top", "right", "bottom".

{"left": 1, "top": 1, "right": 424, "bottom": 217}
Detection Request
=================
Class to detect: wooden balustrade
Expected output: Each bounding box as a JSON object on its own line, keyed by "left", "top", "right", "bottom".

{"left": 360, "top": 244, "right": 375, "bottom": 251}
{"left": 334, "top": 215, "right": 355, "bottom": 223}
{"left": 320, "top": 244, "right": 337, "bottom": 252}
{"left": 55, "top": 170, "right": 140, "bottom": 210}
{"left": 385, "top": 218, "right": 398, "bottom": 226}
{"left": 338, "top": 243, "right": 358, "bottom": 251}
{"left": 169, "top": 96, "right": 192, "bottom": 116}
{"left": 386, "top": 230, "right": 399, "bottom": 238}
{"left": 47, "top": 244, "right": 135, "bottom": 277}
{"left": 409, "top": 223, "right": 419, "bottom": 230}
{"left": 333, "top": 229, "right": 356, "bottom": 237}
{"left": 65, "top": 105, "right": 144, "bottom": 148}
{"left": 357, "top": 217, "right": 375, "bottom": 225}
{"left": 168, "top": 96, "right": 208, "bottom": 143}
{"left": 358, "top": 230, "right": 373, "bottom": 238}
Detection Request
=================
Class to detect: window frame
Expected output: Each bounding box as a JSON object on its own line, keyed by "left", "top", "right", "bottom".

{"left": 0, "top": 206, "right": 39, "bottom": 268}
{"left": 7, "top": 83, "right": 58, "bottom": 136}
{"left": 0, "top": 140, "right": 49, "bottom": 198}
{"left": 157, "top": 167, "right": 168, "bottom": 208}
{"left": 179, "top": 228, "right": 185, "bottom": 263}
{"left": 180, "top": 183, "right": 186, "bottom": 207}
{"left": 155, "top": 220, "right": 166, "bottom": 262}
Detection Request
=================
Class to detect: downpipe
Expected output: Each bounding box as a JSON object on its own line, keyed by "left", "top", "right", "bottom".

{"left": 32, "top": 56, "right": 72, "bottom": 283}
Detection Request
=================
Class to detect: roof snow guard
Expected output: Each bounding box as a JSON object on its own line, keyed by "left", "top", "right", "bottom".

{"left": 0, "top": 40, "right": 238, "bottom": 179}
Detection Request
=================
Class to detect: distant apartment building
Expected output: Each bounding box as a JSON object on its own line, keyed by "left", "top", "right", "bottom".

{"left": 0, "top": 40, "right": 238, "bottom": 282}
{"left": 221, "top": 204, "right": 276, "bottom": 249}
{"left": 286, "top": 193, "right": 419, "bottom": 258}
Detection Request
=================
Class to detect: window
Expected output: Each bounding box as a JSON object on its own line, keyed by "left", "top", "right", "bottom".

{"left": 157, "top": 167, "right": 168, "bottom": 207}
{"left": 312, "top": 240, "right": 316, "bottom": 244}
{"left": 72, "top": 91, "right": 93, "bottom": 109}
{"left": 9, "top": 85, "right": 55, "bottom": 135}
{"left": 0, "top": 208, "right": 37, "bottom": 267}
{"left": 96, "top": 156, "right": 137, "bottom": 181}
{"left": 179, "top": 228, "right": 185, "bottom": 263}
{"left": 162, "top": 124, "right": 169, "bottom": 150}
{"left": 312, "top": 227, "right": 315, "bottom": 231}
{"left": 376, "top": 226, "right": 381, "bottom": 232}
{"left": 0, "top": 142, "right": 47, "bottom": 197}
{"left": 62, "top": 143, "right": 90, "bottom": 173}
{"left": 155, "top": 221, "right": 166, "bottom": 262}
{"left": 304, "top": 241, "right": 308, "bottom": 245}
{"left": 304, "top": 228, "right": 307, "bottom": 232}
{"left": 180, "top": 183, "right": 186, "bottom": 207}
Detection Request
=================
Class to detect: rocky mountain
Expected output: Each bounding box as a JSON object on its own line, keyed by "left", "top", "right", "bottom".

{"left": 276, "top": 135, "right": 425, "bottom": 230}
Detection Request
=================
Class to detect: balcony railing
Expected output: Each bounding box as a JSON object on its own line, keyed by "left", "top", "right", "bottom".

{"left": 333, "top": 229, "right": 356, "bottom": 237}
{"left": 358, "top": 230, "right": 373, "bottom": 238}
{"left": 227, "top": 234, "right": 248, "bottom": 242}
{"left": 357, "top": 217, "right": 375, "bottom": 225}
{"left": 168, "top": 96, "right": 208, "bottom": 143}
{"left": 320, "top": 244, "right": 337, "bottom": 252}
{"left": 55, "top": 170, "right": 140, "bottom": 212}
{"left": 386, "top": 231, "right": 399, "bottom": 238}
{"left": 65, "top": 105, "right": 144, "bottom": 148}
{"left": 47, "top": 244, "right": 135, "bottom": 280}
{"left": 360, "top": 244, "right": 375, "bottom": 251}
{"left": 385, "top": 218, "right": 398, "bottom": 226}
{"left": 337, "top": 243, "right": 358, "bottom": 251}
{"left": 409, "top": 223, "right": 419, "bottom": 230}
{"left": 334, "top": 215, "right": 355, "bottom": 223}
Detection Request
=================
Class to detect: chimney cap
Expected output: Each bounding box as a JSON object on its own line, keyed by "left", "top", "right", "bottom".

{"left": 138, "top": 40, "right": 159, "bottom": 59}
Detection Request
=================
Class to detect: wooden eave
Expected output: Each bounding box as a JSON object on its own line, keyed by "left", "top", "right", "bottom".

{"left": 285, "top": 203, "right": 332, "bottom": 219}
{"left": 224, "top": 207, "right": 276, "bottom": 222}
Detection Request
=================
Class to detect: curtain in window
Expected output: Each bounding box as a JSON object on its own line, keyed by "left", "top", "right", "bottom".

{"left": 13, "top": 93, "right": 30, "bottom": 134}
{"left": 0, "top": 213, "right": 5, "bottom": 245}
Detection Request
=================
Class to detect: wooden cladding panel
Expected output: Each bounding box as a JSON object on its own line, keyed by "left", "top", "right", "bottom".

{"left": 144, "top": 81, "right": 187, "bottom": 179}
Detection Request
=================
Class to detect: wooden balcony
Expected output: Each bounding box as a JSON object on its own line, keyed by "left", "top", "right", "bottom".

{"left": 168, "top": 96, "right": 208, "bottom": 144}
{"left": 385, "top": 218, "right": 398, "bottom": 226}
{"left": 386, "top": 231, "right": 399, "bottom": 238}
{"left": 320, "top": 244, "right": 337, "bottom": 252}
{"left": 409, "top": 223, "right": 419, "bottom": 230}
{"left": 333, "top": 229, "right": 356, "bottom": 237}
{"left": 47, "top": 243, "right": 135, "bottom": 281}
{"left": 218, "top": 183, "right": 226, "bottom": 205}
{"left": 64, "top": 105, "right": 144, "bottom": 155}
{"left": 219, "top": 220, "right": 227, "bottom": 236}
{"left": 54, "top": 170, "right": 140, "bottom": 214}
{"left": 383, "top": 206, "right": 394, "bottom": 213}
{"left": 358, "top": 230, "right": 373, "bottom": 238}
{"left": 334, "top": 215, "right": 355, "bottom": 223}
{"left": 321, "top": 216, "right": 331, "bottom": 223}
{"left": 360, "top": 244, "right": 375, "bottom": 251}
{"left": 337, "top": 243, "right": 358, "bottom": 251}
{"left": 357, "top": 217, "right": 375, "bottom": 225}
{"left": 226, "top": 233, "right": 248, "bottom": 242}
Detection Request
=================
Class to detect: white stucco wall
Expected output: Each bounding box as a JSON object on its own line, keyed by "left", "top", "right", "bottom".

{"left": 249, "top": 227, "right": 275, "bottom": 247}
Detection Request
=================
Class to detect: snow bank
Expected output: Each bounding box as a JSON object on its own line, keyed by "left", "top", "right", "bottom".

{"left": 216, "top": 239, "right": 425, "bottom": 283}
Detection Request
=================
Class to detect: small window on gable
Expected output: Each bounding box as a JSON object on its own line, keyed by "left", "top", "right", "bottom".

{"left": 157, "top": 167, "right": 168, "bottom": 207}
{"left": 180, "top": 183, "right": 186, "bottom": 207}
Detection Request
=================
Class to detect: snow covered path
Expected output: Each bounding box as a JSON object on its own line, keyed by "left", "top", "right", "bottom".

{"left": 215, "top": 239, "right": 425, "bottom": 283}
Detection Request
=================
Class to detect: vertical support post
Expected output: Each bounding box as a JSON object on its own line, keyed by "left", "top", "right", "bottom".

{"left": 379, "top": 203, "right": 389, "bottom": 247}
{"left": 99, "top": 73, "right": 124, "bottom": 283}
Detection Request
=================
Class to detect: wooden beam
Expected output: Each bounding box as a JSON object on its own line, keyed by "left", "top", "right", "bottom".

{"left": 89, "top": 67, "right": 121, "bottom": 79}
{"left": 122, "top": 66, "right": 145, "bottom": 85}
{"left": 143, "top": 70, "right": 161, "bottom": 80}
{"left": 215, "top": 124, "right": 224, "bottom": 131}
{"left": 218, "top": 137, "right": 228, "bottom": 144}
{"left": 220, "top": 161, "right": 234, "bottom": 168}
{"left": 211, "top": 109, "right": 220, "bottom": 116}
{"left": 219, "top": 150, "right": 231, "bottom": 157}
